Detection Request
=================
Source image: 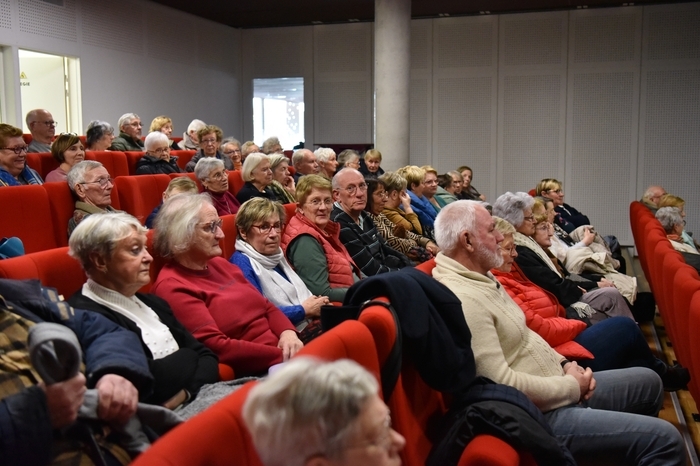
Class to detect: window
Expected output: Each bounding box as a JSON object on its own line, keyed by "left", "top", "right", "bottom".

{"left": 253, "top": 77, "right": 304, "bottom": 150}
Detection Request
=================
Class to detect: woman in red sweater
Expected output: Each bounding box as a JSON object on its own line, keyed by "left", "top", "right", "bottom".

{"left": 151, "top": 193, "right": 303, "bottom": 377}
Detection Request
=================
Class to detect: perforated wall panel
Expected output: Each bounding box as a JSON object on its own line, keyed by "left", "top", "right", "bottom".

{"left": 147, "top": 10, "right": 197, "bottom": 64}
{"left": 253, "top": 30, "right": 301, "bottom": 76}
{"left": 503, "top": 17, "right": 563, "bottom": 66}
{"left": 316, "top": 81, "right": 368, "bottom": 143}
{"left": 569, "top": 72, "right": 635, "bottom": 239}
{"left": 411, "top": 21, "right": 429, "bottom": 70}
{"left": 198, "top": 22, "right": 238, "bottom": 73}
{"left": 0, "top": 0, "right": 11, "bottom": 30}
{"left": 18, "top": 0, "right": 77, "bottom": 42}
{"left": 81, "top": 0, "right": 144, "bottom": 55}
{"left": 501, "top": 75, "right": 562, "bottom": 193}
{"left": 316, "top": 28, "right": 369, "bottom": 73}
{"left": 573, "top": 14, "right": 637, "bottom": 63}
{"left": 435, "top": 21, "right": 493, "bottom": 68}
{"left": 436, "top": 76, "right": 493, "bottom": 187}
{"left": 646, "top": 9, "right": 700, "bottom": 61}
{"left": 410, "top": 78, "right": 428, "bottom": 165}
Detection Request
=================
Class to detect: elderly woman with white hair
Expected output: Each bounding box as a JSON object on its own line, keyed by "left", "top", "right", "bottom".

{"left": 235, "top": 152, "right": 277, "bottom": 204}
{"left": 657, "top": 206, "right": 699, "bottom": 255}
{"left": 85, "top": 120, "right": 115, "bottom": 151}
{"left": 194, "top": 157, "right": 240, "bottom": 216}
{"left": 110, "top": 113, "right": 144, "bottom": 151}
{"left": 68, "top": 212, "right": 219, "bottom": 408}
{"left": 337, "top": 149, "right": 361, "bottom": 170}
{"left": 67, "top": 160, "right": 118, "bottom": 237}
{"left": 221, "top": 137, "right": 243, "bottom": 171}
{"left": 243, "top": 357, "right": 405, "bottom": 466}
{"left": 268, "top": 153, "right": 296, "bottom": 203}
{"left": 231, "top": 198, "right": 329, "bottom": 342}
{"left": 135, "top": 132, "right": 183, "bottom": 175}
{"left": 152, "top": 193, "right": 303, "bottom": 376}
{"left": 492, "top": 192, "right": 634, "bottom": 325}
{"left": 314, "top": 147, "right": 338, "bottom": 179}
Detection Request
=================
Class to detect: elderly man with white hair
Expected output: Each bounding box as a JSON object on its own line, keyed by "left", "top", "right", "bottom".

{"left": 641, "top": 185, "right": 667, "bottom": 213}
{"left": 67, "top": 160, "right": 118, "bottom": 237}
{"left": 110, "top": 113, "right": 144, "bottom": 151}
{"left": 291, "top": 148, "right": 319, "bottom": 183}
{"left": 135, "top": 132, "right": 183, "bottom": 175}
{"left": 178, "top": 119, "right": 206, "bottom": 151}
{"left": 26, "top": 108, "right": 56, "bottom": 153}
{"left": 431, "top": 200, "right": 684, "bottom": 466}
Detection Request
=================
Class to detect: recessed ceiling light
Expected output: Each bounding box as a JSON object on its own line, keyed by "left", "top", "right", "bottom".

{"left": 349, "top": 18, "right": 359, "bottom": 22}
{"left": 312, "top": 20, "right": 322, "bottom": 24}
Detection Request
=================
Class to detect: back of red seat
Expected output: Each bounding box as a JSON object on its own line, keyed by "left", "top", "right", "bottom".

{"left": 0, "top": 247, "right": 86, "bottom": 299}
{"left": 687, "top": 292, "right": 700, "bottom": 404}
{"left": 219, "top": 214, "right": 237, "bottom": 260}
{"left": 228, "top": 170, "right": 245, "bottom": 196}
{"left": 123, "top": 151, "right": 145, "bottom": 175}
{"left": 22, "top": 134, "right": 33, "bottom": 144}
{"left": 169, "top": 172, "right": 202, "bottom": 190}
{"left": 85, "top": 151, "right": 130, "bottom": 178}
{"left": 416, "top": 257, "right": 436, "bottom": 275}
{"left": 172, "top": 150, "right": 196, "bottom": 170}
{"left": 282, "top": 203, "right": 296, "bottom": 230}
{"left": 114, "top": 175, "right": 171, "bottom": 224}
{"left": 25, "top": 152, "right": 59, "bottom": 180}
{"left": 670, "top": 266, "right": 700, "bottom": 371}
{"left": 0, "top": 185, "right": 58, "bottom": 253}
{"left": 44, "top": 182, "right": 78, "bottom": 247}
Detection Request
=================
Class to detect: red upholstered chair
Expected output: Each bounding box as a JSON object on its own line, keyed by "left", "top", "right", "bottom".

{"left": 85, "top": 150, "right": 130, "bottom": 178}
{"left": 25, "top": 152, "right": 59, "bottom": 180}
{"left": 0, "top": 247, "right": 86, "bottom": 299}
{"left": 687, "top": 291, "right": 700, "bottom": 404}
{"left": 219, "top": 214, "right": 237, "bottom": 260}
{"left": 123, "top": 151, "right": 145, "bottom": 175}
{"left": 22, "top": 134, "right": 33, "bottom": 144}
{"left": 172, "top": 150, "right": 196, "bottom": 171}
{"left": 0, "top": 185, "right": 59, "bottom": 253}
{"left": 114, "top": 174, "right": 172, "bottom": 224}
{"left": 287, "top": 165, "right": 295, "bottom": 176}
{"left": 282, "top": 203, "right": 297, "bottom": 230}
{"left": 669, "top": 267, "right": 700, "bottom": 373}
{"left": 169, "top": 172, "right": 202, "bottom": 190}
{"left": 43, "top": 182, "right": 79, "bottom": 248}
{"left": 416, "top": 257, "right": 436, "bottom": 275}
{"left": 228, "top": 170, "right": 245, "bottom": 196}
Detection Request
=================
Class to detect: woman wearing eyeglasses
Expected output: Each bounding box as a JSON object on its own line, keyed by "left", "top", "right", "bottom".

{"left": 221, "top": 137, "right": 243, "bottom": 171}
{"left": 281, "top": 175, "right": 361, "bottom": 302}
{"left": 152, "top": 193, "right": 303, "bottom": 376}
{"left": 194, "top": 157, "right": 240, "bottom": 216}
{"left": 135, "top": 132, "right": 183, "bottom": 175}
{"left": 0, "top": 123, "right": 43, "bottom": 187}
{"left": 235, "top": 153, "right": 278, "bottom": 204}
{"left": 66, "top": 160, "right": 118, "bottom": 237}
{"left": 185, "top": 125, "right": 232, "bottom": 172}
{"left": 231, "top": 198, "right": 328, "bottom": 342}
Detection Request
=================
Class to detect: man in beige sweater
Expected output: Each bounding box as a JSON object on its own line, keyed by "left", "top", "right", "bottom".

{"left": 432, "top": 200, "right": 685, "bottom": 466}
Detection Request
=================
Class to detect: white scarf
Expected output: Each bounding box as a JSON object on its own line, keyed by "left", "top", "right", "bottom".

{"left": 235, "top": 238, "right": 313, "bottom": 308}
{"left": 82, "top": 280, "right": 179, "bottom": 359}
{"left": 513, "top": 232, "right": 562, "bottom": 278}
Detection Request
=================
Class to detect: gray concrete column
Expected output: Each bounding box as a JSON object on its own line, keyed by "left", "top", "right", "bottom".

{"left": 374, "top": 0, "right": 411, "bottom": 170}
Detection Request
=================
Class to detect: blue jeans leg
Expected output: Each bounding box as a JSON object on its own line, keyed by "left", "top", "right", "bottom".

{"left": 544, "top": 368, "right": 685, "bottom": 466}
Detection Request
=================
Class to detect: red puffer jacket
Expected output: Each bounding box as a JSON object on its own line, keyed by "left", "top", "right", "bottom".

{"left": 492, "top": 264, "right": 593, "bottom": 360}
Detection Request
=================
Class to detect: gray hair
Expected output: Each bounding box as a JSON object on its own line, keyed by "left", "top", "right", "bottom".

{"left": 194, "top": 157, "right": 225, "bottom": 182}
{"left": 268, "top": 153, "right": 288, "bottom": 171}
{"left": 242, "top": 357, "right": 378, "bottom": 466}
{"left": 379, "top": 171, "right": 407, "bottom": 193}
{"left": 144, "top": 131, "right": 169, "bottom": 151}
{"left": 242, "top": 152, "right": 268, "bottom": 182}
{"left": 337, "top": 149, "right": 359, "bottom": 168}
{"left": 221, "top": 137, "right": 241, "bottom": 149}
{"left": 69, "top": 212, "right": 146, "bottom": 274}
{"left": 434, "top": 200, "right": 480, "bottom": 256}
{"left": 67, "top": 160, "right": 104, "bottom": 193}
{"left": 314, "top": 147, "right": 335, "bottom": 164}
{"left": 656, "top": 206, "right": 683, "bottom": 234}
{"left": 331, "top": 168, "right": 362, "bottom": 190}
{"left": 492, "top": 192, "right": 534, "bottom": 228}
{"left": 291, "top": 149, "right": 307, "bottom": 167}
{"left": 117, "top": 113, "right": 139, "bottom": 131}
{"left": 86, "top": 120, "right": 114, "bottom": 148}
{"left": 447, "top": 170, "right": 462, "bottom": 180}
{"left": 262, "top": 136, "right": 281, "bottom": 154}
{"left": 187, "top": 119, "right": 206, "bottom": 133}
{"left": 154, "top": 193, "right": 213, "bottom": 258}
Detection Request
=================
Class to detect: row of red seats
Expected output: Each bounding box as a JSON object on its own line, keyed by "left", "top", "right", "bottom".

{"left": 21, "top": 134, "right": 183, "bottom": 146}
{"left": 629, "top": 201, "right": 700, "bottom": 403}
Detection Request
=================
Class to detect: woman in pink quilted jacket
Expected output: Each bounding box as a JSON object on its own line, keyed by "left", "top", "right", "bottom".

{"left": 491, "top": 216, "right": 688, "bottom": 390}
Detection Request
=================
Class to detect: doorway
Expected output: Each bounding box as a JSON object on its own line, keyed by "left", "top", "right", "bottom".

{"left": 253, "top": 77, "right": 304, "bottom": 150}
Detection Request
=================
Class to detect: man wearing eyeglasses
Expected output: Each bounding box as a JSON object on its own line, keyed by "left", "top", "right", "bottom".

{"left": 110, "top": 113, "right": 144, "bottom": 152}
{"left": 0, "top": 123, "right": 43, "bottom": 186}
{"left": 26, "top": 109, "right": 56, "bottom": 153}
{"left": 67, "top": 160, "right": 118, "bottom": 237}
{"left": 330, "top": 168, "right": 411, "bottom": 277}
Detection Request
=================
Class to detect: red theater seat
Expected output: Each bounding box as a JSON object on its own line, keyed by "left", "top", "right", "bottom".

{"left": 123, "top": 151, "right": 145, "bottom": 175}
{"left": 114, "top": 174, "right": 172, "bottom": 224}
{"left": 0, "top": 185, "right": 59, "bottom": 253}
{"left": 219, "top": 214, "right": 237, "bottom": 260}
{"left": 0, "top": 247, "right": 86, "bottom": 299}
{"left": 172, "top": 150, "right": 196, "bottom": 170}
{"left": 85, "top": 150, "right": 130, "bottom": 178}
{"left": 25, "top": 152, "right": 59, "bottom": 180}
{"left": 228, "top": 170, "right": 245, "bottom": 196}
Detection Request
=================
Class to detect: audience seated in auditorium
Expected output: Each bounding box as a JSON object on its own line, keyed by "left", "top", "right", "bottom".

{"left": 431, "top": 200, "right": 685, "bottom": 465}
{"left": 149, "top": 115, "right": 180, "bottom": 150}
{"left": 0, "top": 278, "right": 154, "bottom": 466}
{"left": 380, "top": 171, "right": 425, "bottom": 237}
{"left": 658, "top": 193, "right": 700, "bottom": 252}
{"left": 491, "top": 216, "right": 689, "bottom": 390}
{"left": 281, "top": 174, "right": 361, "bottom": 302}
{"left": 135, "top": 132, "right": 182, "bottom": 175}
{"left": 0, "top": 123, "right": 43, "bottom": 186}
{"left": 493, "top": 192, "right": 634, "bottom": 324}
{"left": 641, "top": 185, "right": 667, "bottom": 213}
{"left": 314, "top": 147, "right": 338, "bottom": 179}
{"left": 261, "top": 136, "right": 283, "bottom": 155}
{"left": 421, "top": 165, "right": 443, "bottom": 211}
{"left": 268, "top": 153, "right": 296, "bottom": 203}
{"left": 236, "top": 153, "right": 278, "bottom": 204}
{"left": 85, "top": 120, "right": 115, "bottom": 151}
{"left": 221, "top": 137, "right": 243, "bottom": 171}
{"left": 26, "top": 109, "right": 56, "bottom": 153}
{"left": 243, "top": 357, "right": 405, "bottom": 466}
{"left": 194, "top": 157, "right": 240, "bottom": 216}
{"left": 657, "top": 206, "right": 698, "bottom": 255}
{"left": 178, "top": 119, "right": 205, "bottom": 151}
{"left": 231, "top": 198, "right": 328, "bottom": 342}
{"left": 359, "top": 148, "right": 384, "bottom": 180}
{"left": 337, "top": 149, "right": 361, "bottom": 171}
{"left": 365, "top": 178, "right": 438, "bottom": 263}
{"left": 331, "top": 168, "right": 411, "bottom": 276}
{"left": 45, "top": 133, "right": 85, "bottom": 182}
{"left": 146, "top": 176, "right": 199, "bottom": 229}
{"left": 110, "top": 113, "right": 144, "bottom": 152}
{"left": 151, "top": 194, "right": 303, "bottom": 376}
{"left": 535, "top": 178, "right": 590, "bottom": 233}
{"left": 397, "top": 165, "right": 436, "bottom": 239}
{"left": 241, "top": 140, "right": 260, "bottom": 161}
{"left": 436, "top": 172, "right": 459, "bottom": 205}
{"left": 68, "top": 212, "right": 219, "bottom": 407}
{"left": 67, "top": 160, "right": 117, "bottom": 236}
{"left": 458, "top": 165, "right": 486, "bottom": 201}
{"left": 185, "top": 125, "right": 230, "bottom": 172}
{"left": 291, "top": 148, "right": 320, "bottom": 183}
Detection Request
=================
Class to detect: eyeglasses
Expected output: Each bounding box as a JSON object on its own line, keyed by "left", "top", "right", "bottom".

{"left": 0, "top": 145, "right": 29, "bottom": 155}
{"left": 375, "top": 191, "right": 389, "bottom": 198}
{"left": 522, "top": 215, "right": 535, "bottom": 223}
{"left": 306, "top": 198, "right": 333, "bottom": 208}
{"left": 201, "top": 138, "right": 218, "bottom": 145}
{"left": 223, "top": 149, "right": 242, "bottom": 155}
{"left": 80, "top": 176, "right": 113, "bottom": 189}
{"left": 252, "top": 222, "right": 282, "bottom": 234}
{"left": 37, "top": 120, "right": 57, "bottom": 127}
{"left": 535, "top": 223, "right": 550, "bottom": 231}
{"left": 341, "top": 182, "right": 368, "bottom": 195}
{"left": 198, "top": 218, "right": 223, "bottom": 233}
{"left": 547, "top": 189, "right": 563, "bottom": 194}
{"left": 128, "top": 121, "right": 142, "bottom": 127}
{"left": 500, "top": 245, "right": 517, "bottom": 255}
{"left": 209, "top": 169, "right": 228, "bottom": 181}
{"left": 151, "top": 147, "right": 170, "bottom": 155}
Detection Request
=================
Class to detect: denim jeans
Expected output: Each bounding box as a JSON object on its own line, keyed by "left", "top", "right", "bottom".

{"left": 544, "top": 368, "right": 685, "bottom": 465}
